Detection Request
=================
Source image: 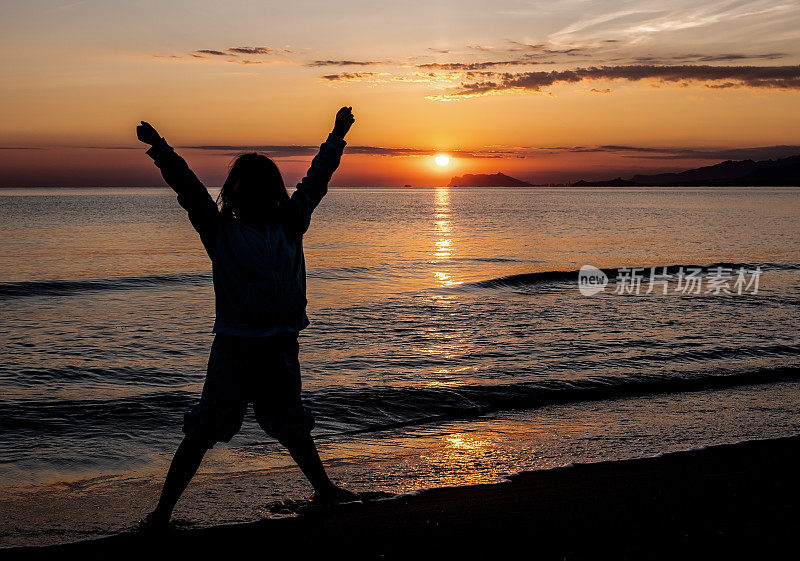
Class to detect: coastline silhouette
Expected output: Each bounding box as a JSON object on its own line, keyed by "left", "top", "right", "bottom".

{"left": 136, "top": 107, "right": 357, "bottom": 531}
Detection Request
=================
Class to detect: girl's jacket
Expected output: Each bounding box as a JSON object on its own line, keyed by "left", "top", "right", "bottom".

{"left": 146, "top": 133, "right": 346, "bottom": 337}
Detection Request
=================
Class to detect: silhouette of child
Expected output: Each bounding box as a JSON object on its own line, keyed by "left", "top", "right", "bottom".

{"left": 136, "top": 107, "right": 357, "bottom": 531}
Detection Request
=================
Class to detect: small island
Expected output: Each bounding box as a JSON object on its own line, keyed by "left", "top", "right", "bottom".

{"left": 448, "top": 172, "right": 533, "bottom": 187}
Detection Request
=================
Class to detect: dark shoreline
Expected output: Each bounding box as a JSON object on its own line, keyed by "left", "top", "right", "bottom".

{"left": 5, "top": 434, "right": 799, "bottom": 560}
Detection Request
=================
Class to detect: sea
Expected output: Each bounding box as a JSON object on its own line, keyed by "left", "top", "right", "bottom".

{"left": 1, "top": 186, "right": 799, "bottom": 546}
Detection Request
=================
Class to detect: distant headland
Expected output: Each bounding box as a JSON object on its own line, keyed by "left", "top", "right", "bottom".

{"left": 571, "top": 155, "right": 800, "bottom": 187}
{"left": 448, "top": 172, "right": 533, "bottom": 187}
{"left": 446, "top": 155, "right": 799, "bottom": 188}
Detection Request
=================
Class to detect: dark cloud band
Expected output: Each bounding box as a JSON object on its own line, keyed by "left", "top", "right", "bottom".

{"left": 307, "top": 60, "right": 383, "bottom": 67}
{"left": 181, "top": 144, "right": 800, "bottom": 162}
{"left": 448, "top": 64, "right": 800, "bottom": 96}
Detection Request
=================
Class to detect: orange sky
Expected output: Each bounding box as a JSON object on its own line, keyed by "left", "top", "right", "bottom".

{"left": 1, "top": 0, "right": 799, "bottom": 186}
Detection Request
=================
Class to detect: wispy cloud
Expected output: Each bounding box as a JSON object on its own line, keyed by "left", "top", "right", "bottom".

{"left": 587, "top": 144, "right": 800, "bottom": 161}
{"left": 320, "top": 72, "right": 387, "bottom": 82}
{"left": 696, "top": 52, "right": 788, "bottom": 61}
{"left": 183, "top": 46, "right": 285, "bottom": 59}
{"left": 227, "top": 46, "right": 273, "bottom": 54}
{"left": 228, "top": 59, "right": 294, "bottom": 66}
{"left": 508, "top": 40, "right": 588, "bottom": 56}
{"left": 307, "top": 60, "right": 384, "bottom": 67}
{"left": 180, "top": 143, "right": 800, "bottom": 162}
{"left": 185, "top": 144, "right": 523, "bottom": 158}
{"left": 632, "top": 53, "right": 788, "bottom": 63}
{"left": 430, "top": 64, "right": 800, "bottom": 99}
{"left": 417, "top": 61, "right": 539, "bottom": 70}
{"left": 548, "top": 0, "right": 797, "bottom": 43}
{"left": 194, "top": 49, "right": 228, "bottom": 57}
{"left": 158, "top": 45, "right": 293, "bottom": 65}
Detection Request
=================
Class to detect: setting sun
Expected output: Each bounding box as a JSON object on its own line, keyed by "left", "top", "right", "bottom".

{"left": 435, "top": 154, "right": 451, "bottom": 167}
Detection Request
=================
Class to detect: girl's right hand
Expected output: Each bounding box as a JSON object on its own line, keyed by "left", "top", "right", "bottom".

{"left": 332, "top": 107, "right": 355, "bottom": 140}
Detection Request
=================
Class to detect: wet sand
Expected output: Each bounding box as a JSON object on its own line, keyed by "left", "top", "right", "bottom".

{"left": 5, "top": 434, "right": 799, "bottom": 560}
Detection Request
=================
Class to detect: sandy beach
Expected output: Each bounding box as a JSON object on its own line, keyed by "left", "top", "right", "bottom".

{"left": 4, "top": 434, "right": 797, "bottom": 560}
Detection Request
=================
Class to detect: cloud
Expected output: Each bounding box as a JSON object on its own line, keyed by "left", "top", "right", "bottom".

{"left": 184, "top": 144, "right": 521, "bottom": 159}
{"left": 433, "top": 64, "right": 800, "bottom": 98}
{"left": 185, "top": 46, "right": 288, "bottom": 59}
{"left": 227, "top": 46, "right": 272, "bottom": 55}
{"left": 320, "top": 72, "right": 385, "bottom": 82}
{"left": 417, "top": 61, "right": 536, "bottom": 70}
{"left": 180, "top": 143, "right": 800, "bottom": 163}
{"left": 538, "top": 144, "right": 800, "bottom": 161}
{"left": 194, "top": 49, "right": 228, "bottom": 57}
{"left": 508, "top": 40, "right": 587, "bottom": 56}
{"left": 227, "top": 59, "right": 294, "bottom": 66}
{"left": 548, "top": 1, "right": 798, "bottom": 45}
{"left": 589, "top": 87, "right": 612, "bottom": 94}
{"left": 598, "top": 145, "right": 800, "bottom": 161}
{"left": 186, "top": 144, "right": 420, "bottom": 157}
{"left": 633, "top": 53, "right": 789, "bottom": 64}
{"left": 696, "top": 53, "right": 788, "bottom": 61}
{"left": 319, "top": 70, "right": 462, "bottom": 88}
{"left": 160, "top": 46, "right": 294, "bottom": 64}
{"left": 307, "top": 60, "right": 384, "bottom": 67}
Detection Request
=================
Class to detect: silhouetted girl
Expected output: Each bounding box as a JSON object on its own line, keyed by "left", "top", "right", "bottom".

{"left": 136, "top": 107, "right": 356, "bottom": 530}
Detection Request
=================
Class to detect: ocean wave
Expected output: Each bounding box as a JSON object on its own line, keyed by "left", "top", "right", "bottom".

{"left": 462, "top": 262, "right": 800, "bottom": 290}
{"left": 449, "top": 257, "right": 539, "bottom": 264}
{"left": 0, "top": 272, "right": 211, "bottom": 300}
{"left": 313, "top": 364, "right": 800, "bottom": 436}
{"left": 0, "top": 365, "right": 194, "bottom": 387}
{"left": 2, "top": 364, "right": 797, "bottom": 436}
{"left": 3, "top": 261, "right": 796, "bottom": 300}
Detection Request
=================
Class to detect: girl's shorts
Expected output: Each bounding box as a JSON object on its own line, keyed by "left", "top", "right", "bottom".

{"left": 183, "top": 332, "right": 315, "bottom": 448}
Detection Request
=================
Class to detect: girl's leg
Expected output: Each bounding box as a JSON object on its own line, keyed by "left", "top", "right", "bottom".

{"left": 281, "top": 432, "right": 359, "bottom": 503}
{"left": 257, "top": 334, "right": 358, "bottom": 503}
{"left": 141, "top": 335, "right": 248, "bottom": 529}
{"left": 282, "top": 432, "right": 334, "bottom": 491}
{"left": 146, "top": 434, "right": 209, "bottom": 526}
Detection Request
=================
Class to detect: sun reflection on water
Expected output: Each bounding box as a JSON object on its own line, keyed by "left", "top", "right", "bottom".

{"left": 444, "top": 433, "right": 491, "bottom": 450}
{"left": 415, "top": 431, "right": 501, "bottom": 486}
{"left": 432, "top": 187, "right": 460, "bottom": 287}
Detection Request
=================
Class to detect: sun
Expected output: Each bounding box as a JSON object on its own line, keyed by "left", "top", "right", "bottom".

{"left": 434, "top": 154, "right": 450, "bottom": 167}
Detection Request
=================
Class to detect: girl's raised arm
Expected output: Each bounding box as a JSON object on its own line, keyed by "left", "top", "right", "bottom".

{"left": 137, "top": 121, "right": 220, "bottom": 256}
{"left": 290, "top": 107, "right": 354, "bottom": 234}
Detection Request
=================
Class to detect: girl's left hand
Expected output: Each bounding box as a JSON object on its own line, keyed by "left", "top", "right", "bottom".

{"left": 136, "top": 121, "right": 162, "bottom": 146}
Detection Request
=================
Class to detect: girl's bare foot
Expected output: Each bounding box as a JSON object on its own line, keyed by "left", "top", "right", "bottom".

{"left": 138, "top": 510, "right": 170, "bottom": 533}
{"left": 310, "top": 485, "right": 360, "bottom": 505}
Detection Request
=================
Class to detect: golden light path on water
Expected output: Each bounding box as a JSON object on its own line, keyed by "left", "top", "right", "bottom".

{"left": 421, "top": 186, "right": 469, "bottom": 394}
{"left": 427, "top": 188, "right": 513, "bottom": 477}
{"left": 432, "top": 187, "right": 457, "bottom": 287}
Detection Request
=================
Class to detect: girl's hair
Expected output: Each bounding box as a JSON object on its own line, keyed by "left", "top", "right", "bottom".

{"left": 217, "top": 153, "right": 291, "bottom": 225}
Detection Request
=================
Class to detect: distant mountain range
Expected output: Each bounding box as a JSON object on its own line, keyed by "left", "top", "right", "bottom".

{"left": 448, "top": 172, "right": 533, "bottom": 187}
{"left": 571, "top": 155, "right": 800, "bottom": 187}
